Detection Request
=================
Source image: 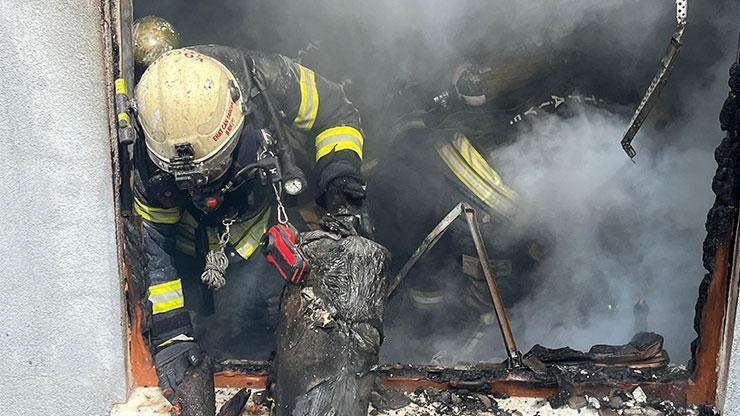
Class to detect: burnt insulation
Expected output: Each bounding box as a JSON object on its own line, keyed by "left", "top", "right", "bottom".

{"left": 272, "top": 218, "right": 390, "bottom": 416}
{"left": 689, "top": 63, "right": 740, "bottom": 372}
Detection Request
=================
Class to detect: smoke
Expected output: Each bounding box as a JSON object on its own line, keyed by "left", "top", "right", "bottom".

{"left": 494, "top": 105, "right": 714, "bottom": 360}
{"left": 134, "top": 0, "right": 740, "bottom": 364}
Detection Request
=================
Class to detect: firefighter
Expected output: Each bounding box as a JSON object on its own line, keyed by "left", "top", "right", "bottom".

{"left": 133, "top": 45, "right": 368, "bottom": 410}
{"left": 375, "top": 55, "right": 557, "bottom": 363}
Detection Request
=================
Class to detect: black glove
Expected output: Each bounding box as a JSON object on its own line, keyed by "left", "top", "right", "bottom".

{"left": 153, "top": 341, "right": 203, "bottom": 396}
{"left": 321, "top": 176, "right": 375, "bottom": 238}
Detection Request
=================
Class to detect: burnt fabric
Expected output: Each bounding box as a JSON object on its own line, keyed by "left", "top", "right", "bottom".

{"left": 525, "top": 332, "right": 667, "bottom": 367}
{"left": 272, "top": 218, "right": 389, "bottom": 416}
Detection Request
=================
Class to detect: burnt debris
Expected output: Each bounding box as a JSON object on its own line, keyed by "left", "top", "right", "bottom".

{"left": 272, "top": 216, "right": 390, "bottom": 416}
{"left": 527, "top": 332, "right": 669, "bottom": 368}
{"left": 370, "top": 386, "right": 718, "bottom": 416}
{"left": 690, "top": 62, "right": 740, "bottom": 373}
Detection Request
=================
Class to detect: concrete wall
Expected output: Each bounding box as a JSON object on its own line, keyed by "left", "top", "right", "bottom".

{"left": 0, "top": 0, "right": 127, "bottom": 415}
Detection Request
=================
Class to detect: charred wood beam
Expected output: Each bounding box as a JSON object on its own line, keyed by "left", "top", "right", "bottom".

{"left": 687, "top": 54, "right": 740, "bottom": 405}
{"left": 209, "top": 360, "right": 690, "bottom": 404}
{"left": 688, "top": 232, "right": 732, "bottom": 404}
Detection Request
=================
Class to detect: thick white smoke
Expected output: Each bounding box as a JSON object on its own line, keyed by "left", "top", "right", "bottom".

{"left": 494, "top": 105, "right": 715, "bottom": 361}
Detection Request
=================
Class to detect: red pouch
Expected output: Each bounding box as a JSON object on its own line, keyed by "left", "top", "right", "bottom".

{"left": 261, "top": 222, "right": 309, "bottom": 284}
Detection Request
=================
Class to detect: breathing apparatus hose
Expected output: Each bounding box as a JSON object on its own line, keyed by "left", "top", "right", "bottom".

{"left": 245, "top": 56, "right": 308, "bottom": 195}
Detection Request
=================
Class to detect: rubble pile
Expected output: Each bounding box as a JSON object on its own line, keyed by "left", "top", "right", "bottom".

{"left": 369, "top": 386, "right": 719, "bottom": 416}
{"left": 370, "top": 387, "right": 513, "bottom": 416}
{"left": 548, "top": 387, "right": 718, "bottom": 416}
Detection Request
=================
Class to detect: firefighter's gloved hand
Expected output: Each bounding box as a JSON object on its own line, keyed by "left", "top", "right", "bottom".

{"left": 322, "top": 176, "right": 374, "bottom": 239}
{"left": 154, "top": 341, "right": 202, "bottom": 398}
{"left": 324, "top": 176, "right": 367, "bottom": 211}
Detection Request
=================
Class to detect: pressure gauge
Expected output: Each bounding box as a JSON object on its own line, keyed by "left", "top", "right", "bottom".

{"left": 284, "top": 178, "right": 304, "bottom": 196}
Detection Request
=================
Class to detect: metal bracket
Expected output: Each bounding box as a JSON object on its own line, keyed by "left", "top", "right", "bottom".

{"left": 620, "top": 0, "right": 688, "bottom": 159}
{"left": 387, "top": 202, "right": 523, "bottom": 369}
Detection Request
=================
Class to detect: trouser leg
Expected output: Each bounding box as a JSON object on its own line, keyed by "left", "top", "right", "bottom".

{"left": 195, "top": 255, "right": 287, "bottom": 360}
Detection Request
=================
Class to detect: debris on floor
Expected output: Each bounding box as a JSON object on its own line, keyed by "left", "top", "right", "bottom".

{"left": 524, "top": 332, "right": 669, "bottom": 369}
{"left": 369, "top": 387, "right": 720, "bottom": 416}
{"left": 111, "top": 388, "right": 273, "bottom": 416}
{"left": 110, "top": 387, "right": 171, "bottom": 416}
{"left": 112, "top": 385, "right": 720, "bottom": 416}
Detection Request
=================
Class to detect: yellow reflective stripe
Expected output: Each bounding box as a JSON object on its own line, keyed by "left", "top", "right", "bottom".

{"left": 437, "top": 143, "right": 511, "bottom": 217}
{"left": 314, "top": 126, "right": 364, "bottom": 160}
{"left": 175, "top": 235, "right": 196, "bottom": 257}
{"left": 117, "top": 112, "right": 130, "bottom": 127}
{"left": 206, "top": 227, "right": 220, "bottom": 252}
{"left": 180, "top": 210, "right": 199, "bottom": 228}
{"left": 293, "top": 65, "right": 319, "bottom": 131}
{"left": 232, "top": 208, "right": 271, "bottom": 260}
{"left": 152, "top": 298, "right": 185, "bottom": 315}
{"left": 175, "top": 211, "right": 198, "bottom": 256}
{"left": 115, "top": 78, "right": 127, "bottom": 95}
{"left": 134, "top": 197, "right": 180, "bottom": 224}
{"left": 157, "top": 334, "right": 195, "bottom": 348}
{"left": 409, "top": 288, "right": 445, "bottom": 310}
{"left": 148, "top": 279, "right": 184, "bottom": 315}
{"left": 436, "top": 143, "right": 516, "bottom": 218}
{"left": 316, "top": 141, "right": 363, "bottom": 161}
{"left": 157, "top": 338, "right": 178, "bottom": 348}
{"left": 149, "top": 279, "right": 181, "bottom": 296}
{"left": 452, "top": 134, "right": 518, "bottom": 201}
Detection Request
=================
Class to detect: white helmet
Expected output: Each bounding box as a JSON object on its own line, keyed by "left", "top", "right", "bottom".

{"left": 135, "top": 48, "right": 245, "bottom": 189}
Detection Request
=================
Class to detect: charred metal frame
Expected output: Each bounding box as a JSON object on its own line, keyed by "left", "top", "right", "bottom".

{"left": 388, "top": 202, "right": 523, "bottom": 369}
{"left": 107, "top": 0, "right": 740, "bottom": 407}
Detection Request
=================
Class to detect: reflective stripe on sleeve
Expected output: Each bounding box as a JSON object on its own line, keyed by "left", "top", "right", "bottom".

{"left": 134, "top": 197, "right": 181, "bottom": 224}
{"left": 148, "top": 279, "right": 185, "bottom": 315}
{"left": 176, "top": 210, "right": 198, "bottom": 257}
{"left": 314, "top": 126, "right": 364, "bottom": 161}
{"left": 436, "top": 135, "right": 517, "bottom": 218}
{"left": 292, "top": 65, "right": 319, "bottom": 131}
{"left": 451, "top": 134, "right": 518, "bottom": 202}
{"left": 157, "top": 334, "right": 195, "bottom": 348}
{"left": 206, "top": 227, "right": 220, "bottom": 252}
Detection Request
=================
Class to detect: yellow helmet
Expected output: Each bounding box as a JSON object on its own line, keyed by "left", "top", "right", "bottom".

{"left": 133, "top": 16, "right": 181, "bottom": 67}
{"left": 135, "top": 48, "right": 245, "bottom": 189}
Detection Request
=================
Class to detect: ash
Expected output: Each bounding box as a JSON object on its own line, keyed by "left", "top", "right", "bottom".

{"left": 370, "top": 387, "right": 720, "bottom": 416}
{"left": 371, "top": 388, "right": 513, "bottom": 416}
